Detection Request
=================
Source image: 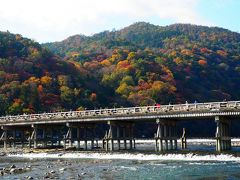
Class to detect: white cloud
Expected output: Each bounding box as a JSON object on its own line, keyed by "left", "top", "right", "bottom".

{"left": 0, "top": 0, "right": 211, "bottom": 42}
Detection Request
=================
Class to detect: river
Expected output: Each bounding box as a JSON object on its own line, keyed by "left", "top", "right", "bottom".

{"left": 1, "top": 139, "right": 240, "bottom": 179}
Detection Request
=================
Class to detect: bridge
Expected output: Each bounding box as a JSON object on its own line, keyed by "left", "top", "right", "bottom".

{"left": 0, "top": 101, "right": 240, "bottom": 152}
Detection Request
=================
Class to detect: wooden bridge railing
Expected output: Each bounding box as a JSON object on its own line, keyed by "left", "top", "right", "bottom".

{"left": 0, "top": 101, "right": 240, "bottom": 123}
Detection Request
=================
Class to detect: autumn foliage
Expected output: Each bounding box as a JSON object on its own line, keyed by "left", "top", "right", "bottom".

{"left": 1, "top": 22, "right": 240, "bottom": 116}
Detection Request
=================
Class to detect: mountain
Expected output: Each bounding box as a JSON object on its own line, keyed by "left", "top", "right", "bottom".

{"left": 43, "top": 22, "right": 240, "bottom": 106}
{"left": 0, "top": 31, "right": 118, "bottom": 116}
{"left": 0, "top": 22, "right": 240, "bottom": 116}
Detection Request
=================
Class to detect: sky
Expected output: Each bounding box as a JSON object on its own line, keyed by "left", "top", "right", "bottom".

{"left": 0, "top": 0, "right": 239, "bottom": 43}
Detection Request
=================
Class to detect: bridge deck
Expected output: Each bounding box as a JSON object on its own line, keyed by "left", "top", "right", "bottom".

{"left": 0, "top": 101, "right": 240, "bottom": 126}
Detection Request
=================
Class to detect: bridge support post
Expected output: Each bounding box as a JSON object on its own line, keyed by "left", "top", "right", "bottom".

{"left": 84, "top": 126, "right": 88, "bottom": 150}
{"left": 4, "top": 131, "right": 7, "bottom": 149}
{"left": 12, "top": 129, "right": 16, "bottom": 148}
{"left": 66, "top": 123, "right": 74, "bottom": 149}
{"left": 104, "top": 131, "right": 109, "bottom": 151}
{"left": 28, "top": 135, "right": 32, "bottom": 149}
{"left": 104, "top": 122, "right": 114, "bottom": 152}
{"left": 21, "top": 130, "right": 25, "bottom": 148}
{"left": 1, "top": 127, "right": 8, "bottom": 150}
{"left": 117, "top": 126, "right": 120, "bottom": 150}
{"left": 164, "top": 124, "right": 168, "bottom": 150}
{"left": 32, "top": 125, "right": 38, "bottom": 149}
{"left": 91, "top": 128, "right": 95, "bottom": 149}
{"left": 130, "top": 125, "right": 134, "bottom": 150}
{"left": 109, "top": 123, "right": 114, "bottom": 151}
{"left": 96, "top": 139, "right": 99, "bottom": 148}
{"left": 102, "top": 133, "right": 106, "bottom": 150}
{"left": 174, "top": 126, "right": 177, "bottom": 150}
{"left": 42, "top": 128, "right": 47, "bottom": 148}
{"left": 77, "top": 127, "right": 80, "bottom": 149}
{"left": 181, "top": 128, "right": 187, "bottom": 149}
{"left": 68, "top": 127, "right": 73, "bottom": 148}
{"left": 123, "top": 128, "right": 127, "bottom": 150}
{"left": 50, "top": 129, "right": 54, "bottom": 147}
{"left": 155, "top": 120, "right": 163, "bottom": 152}
{"left": 215, "top": 116, "right": 231, "bottom": 152}
{"left": 63, "top": 135, "right": 66, "bottom": 149}
{"left": 133, "top": 138, "right": 136, "bottom": 149}
{"left": 168, "top": 124, "right": 173, "bottom": 150}
{"left": 58, "top": 139, "right": 61, "bottom": 147}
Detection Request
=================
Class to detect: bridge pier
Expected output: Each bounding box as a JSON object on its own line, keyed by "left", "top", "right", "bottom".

{"left": 0, "top": 126, "right": 31, "bottom": 149}
{"left": 20, "top": 130, "right": 24, "bottom": 148}
{"left": 30, "top": 125, "right": 63, "bottom": 149}
{"left": 65, "top": 124, "right": 73, "bottom": 149}
{"left": 104, "top": 122, "right": 113, "bottom": 151}
{"left": 1, "top": 127, "right": 8, "bottom": 149}
{"left": 12, "top": 129, "right": 16, "bottom": 148}
{"left": 181, "top": 128, "right": 187, "bottom": 149}
{"left": 104, "top": 121, "right": 135, "bottom": 152}
{"left": 65, "top": 123, "right": 97, "bottom": 150}
{"left": 76, "top": 127, "right": 80, "bottom": 149}
{"left": 155, "top": 119, "right": 177, "bottom": 152}
{"left": 215, "top": 116, "right": 231, "bottom": 152}
{"left": 31, "top": 125, "right": 38, "bottom": 149}
{"left": 42, "top": 128, "right": 47, "bottom": 148}
{"left": 50, "top": 128, "right": 54, "bottom": 147}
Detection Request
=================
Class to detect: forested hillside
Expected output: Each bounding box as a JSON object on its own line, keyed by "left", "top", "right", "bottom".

{"left": 0, "top": 31, "right": 114, "bottom": 116}
{"left": 44, "top": 22, "right": 240, "bottom": 105}
{"left": 1, "top": 22, "right": 240, "bottom": 116}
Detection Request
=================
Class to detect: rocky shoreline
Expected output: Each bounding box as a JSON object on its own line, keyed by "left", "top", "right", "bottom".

{"left": 0, "top": 152, "right": 119, "bottom": 179}
{"left": 0, "top": 164, "right": 32, "bottom": 178}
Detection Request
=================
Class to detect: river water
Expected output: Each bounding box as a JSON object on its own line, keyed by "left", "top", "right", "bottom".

{"left": 1, "top": 139, "right": 240, "bottom": 179}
